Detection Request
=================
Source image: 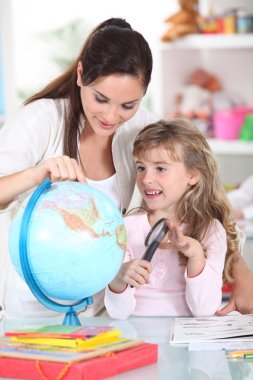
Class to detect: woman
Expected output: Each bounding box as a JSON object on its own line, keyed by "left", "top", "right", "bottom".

{"left": 0, "top": 18, "right": 158, "bottom": 318}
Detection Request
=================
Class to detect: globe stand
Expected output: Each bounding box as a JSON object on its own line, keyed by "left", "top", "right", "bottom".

{"left": 19, "top": 178, "right": 93, "bottom": 326}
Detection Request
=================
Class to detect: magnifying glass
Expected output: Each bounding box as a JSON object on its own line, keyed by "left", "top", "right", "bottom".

{"left": 130, "top": 218, "right": 169, "bottom": 288}
{"left": 142, "top": 218, "right": 169, "bottom": 262}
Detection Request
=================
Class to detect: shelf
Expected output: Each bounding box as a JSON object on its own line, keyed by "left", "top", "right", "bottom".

{"left": 160, "top": 34, "right": 253, "bottom": 50}
{"left": 207, "top": 138, "right": 253, "bottom": 155}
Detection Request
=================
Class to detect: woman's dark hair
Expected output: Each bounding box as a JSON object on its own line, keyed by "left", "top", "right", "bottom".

{"left": 24, "top": 18, "right": 153, "bottom": 160}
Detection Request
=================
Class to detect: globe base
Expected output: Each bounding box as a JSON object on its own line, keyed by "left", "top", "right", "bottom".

{"left": 62, "top": 297, "right": 93, "bottom": 325}
{"left": 62, "top": 306, "right": 80, "bottom": 326}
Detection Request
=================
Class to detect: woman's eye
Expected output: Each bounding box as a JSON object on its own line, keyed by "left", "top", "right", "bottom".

{"left": 95, "top": 96, "right": 107, "bottom": 104}
{"left": 122, "top": 104, "right": 135, "bottom": 110}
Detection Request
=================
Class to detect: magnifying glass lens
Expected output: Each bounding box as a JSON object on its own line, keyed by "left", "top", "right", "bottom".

{"left": 145, "top": 218, "right": 169, "bottom": 246}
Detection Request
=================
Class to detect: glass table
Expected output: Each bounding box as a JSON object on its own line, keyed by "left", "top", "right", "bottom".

{"left": 1, "top": 314, "right": 252, "bottom": 380}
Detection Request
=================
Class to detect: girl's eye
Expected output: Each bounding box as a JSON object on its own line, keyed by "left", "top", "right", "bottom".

{"left": 136, "top": 165, "right": 145, "bottom": 172}
{"left": 156, "top": 167, "right": 166, "bottom": 173}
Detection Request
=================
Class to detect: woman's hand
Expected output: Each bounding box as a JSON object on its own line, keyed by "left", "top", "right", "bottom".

{"left": 108, "top": 260, "right": 152, "bottom": 293}
{"left": 217, "top": 255, "right": 253, "bottom": 315}
{"left": 234, "top": 209, "right": 244, "bottom": 220}
{"left": 33, "top": 155, "right": 86, "bottom": 185}
{"left": 0, "top": 156, "right": 86, "bottom": 208}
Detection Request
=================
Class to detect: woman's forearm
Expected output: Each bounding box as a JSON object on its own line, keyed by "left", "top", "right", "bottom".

{"left": 232, "top": 250, "right": 251, "bottom": 279}
{"left": 217, "top": 250, "right": 253, "bottom": 315}
{"left": 0, "top": 168, "right": 35, "bottom": 207}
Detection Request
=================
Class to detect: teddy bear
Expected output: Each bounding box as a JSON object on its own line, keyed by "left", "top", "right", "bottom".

{"left": 173, "top": 68, "right": 221, "bottom": 119}
{"left": 161, "top": 0, "right": 204, "bottom": 42}
{"left": 170, "top": 68, "right": 244, "bottom": 135}
{"left": 169, "top": 68, "right": 222, "bottom": 135}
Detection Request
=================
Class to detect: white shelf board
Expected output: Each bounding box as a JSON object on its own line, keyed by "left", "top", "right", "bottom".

{"left": 207, "top": 138, "right": 253, "bottom": 155}
{"left": 160, "top": 34, "right": 253, "bottom": 50}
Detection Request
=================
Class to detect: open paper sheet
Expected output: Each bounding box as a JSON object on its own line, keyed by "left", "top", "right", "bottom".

{"left": 170, "top": 314, "right": 253, "bottom": 344}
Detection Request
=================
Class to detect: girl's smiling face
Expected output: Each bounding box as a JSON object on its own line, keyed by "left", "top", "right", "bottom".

{"left": 135, "top": 146, "right": 199, "bottom": 218}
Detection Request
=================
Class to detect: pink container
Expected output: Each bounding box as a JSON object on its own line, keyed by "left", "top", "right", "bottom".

{"left": 213, "top": 107, "right": 253, "bottom": 140}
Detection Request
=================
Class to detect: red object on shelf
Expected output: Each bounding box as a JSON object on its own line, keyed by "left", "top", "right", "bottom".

{"left": 0, "top": 343, "right": 158, "bottom": 380}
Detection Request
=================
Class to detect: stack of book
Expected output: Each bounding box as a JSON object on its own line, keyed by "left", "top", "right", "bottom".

{"left": 0, "top": 324, "right": 158, "bottom": 380}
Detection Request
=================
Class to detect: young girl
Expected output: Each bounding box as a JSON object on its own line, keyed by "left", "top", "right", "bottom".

{"left": 105, "top": 119, "right": 238, "bottom": 318}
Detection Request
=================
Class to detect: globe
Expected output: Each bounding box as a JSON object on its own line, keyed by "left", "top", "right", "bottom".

{"left": 9, "top": 179, "right": 126, "bottom": 323}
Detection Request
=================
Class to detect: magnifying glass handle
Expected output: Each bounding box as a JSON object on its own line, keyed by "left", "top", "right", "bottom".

{"left": 142, "top": 240, "right": 160, "bottom": 262}
{"left": 130, "top": 240, "right": 160, "bottom": 288}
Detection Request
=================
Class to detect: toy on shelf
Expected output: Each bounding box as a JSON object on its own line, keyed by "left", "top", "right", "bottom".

{"left": 213, "top": 107, "right": 253, "bottom": 140}
{"left": 161, "top": 0, "right": 204, "bottom": 42}
{"left": 240, "top": 114, "right": 253, "bottom": 141}
{"left": 168, "top": 68, "right": 221, "bottom": 135}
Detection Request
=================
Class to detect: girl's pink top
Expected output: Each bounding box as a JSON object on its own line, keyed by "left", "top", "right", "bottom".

{"left": 105, "top": 213, "right": 226, "bottom": 319}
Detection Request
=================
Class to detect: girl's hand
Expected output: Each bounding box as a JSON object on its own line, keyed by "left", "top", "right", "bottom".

{"left": 109, "top": 259, "right": 152, "bottom": 293}
{"left": 33, "top": 156, "right": 86, "bottom": 185}
{"left": 165, "top": 220, "right": 205, "bottom": 278}
{"left": 165, "top": 220, "right": 203, "bottom": 259}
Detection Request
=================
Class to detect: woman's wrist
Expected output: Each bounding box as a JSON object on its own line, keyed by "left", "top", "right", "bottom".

{"left": 232, "top": 252, "right": 251, "bottom": 279}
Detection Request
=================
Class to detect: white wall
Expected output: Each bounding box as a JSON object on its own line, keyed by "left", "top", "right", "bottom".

{"left": 2, "top": 0, "right": 253, "bottom": 116}
{"left": 0, "top": 0, "right": 16, "bottom": 115}
{"left": 4, "top": 0, "right": 178, "bottom": 113}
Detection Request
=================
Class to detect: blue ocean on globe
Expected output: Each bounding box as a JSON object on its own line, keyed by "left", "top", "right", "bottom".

{"left": 9, "top": 181, "right": 126, "bottom": 301}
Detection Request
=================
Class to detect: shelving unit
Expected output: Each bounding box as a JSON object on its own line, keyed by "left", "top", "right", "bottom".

{"left": 152, "top": 33, "right": 253, "bottom": 184}
{"left": 153, "top": 34, "right": 253, "bottom": 117}
{"left": 158, "top": 34, "right": 253, "bottom": 50}
{"left": 207, "top": 139, "right": 253, "bottom": 184}
{"left": 208, "top": 138, "right": 253, "bottom": 155}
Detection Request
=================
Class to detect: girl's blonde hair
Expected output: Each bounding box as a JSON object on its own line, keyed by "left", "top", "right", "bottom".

{"left": 133, "top": 119, "right": 238, "bottom": 284}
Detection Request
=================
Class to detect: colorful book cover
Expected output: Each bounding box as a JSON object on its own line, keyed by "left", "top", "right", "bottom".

{"left": 10, "top": 329, "right": 124, "bottom": 349}
{"left": 0, "top": 335, "right": 145, "bottom": 363}
{"left": 5, "top": 324, "right": 112, "bottom": 339}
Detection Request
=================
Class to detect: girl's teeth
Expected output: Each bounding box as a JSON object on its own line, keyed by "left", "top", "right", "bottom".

{"left": 146, "top": 190, "right": 161, "bottom": 195}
